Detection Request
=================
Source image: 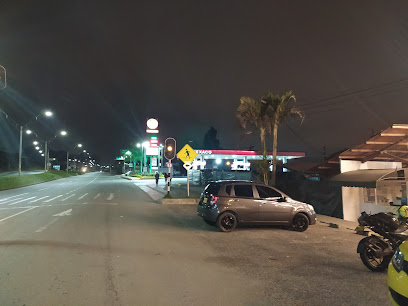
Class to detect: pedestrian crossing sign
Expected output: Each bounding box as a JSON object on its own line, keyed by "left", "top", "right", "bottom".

{"left": 177, "top": 144, "right": 197, "bottom": 163}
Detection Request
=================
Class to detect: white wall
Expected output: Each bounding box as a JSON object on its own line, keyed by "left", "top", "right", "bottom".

{"left": 340, "top": 160, "right": 402, "bottom": 173}
{"left": 342, "top": 186, "right": 362, "bottom": 221}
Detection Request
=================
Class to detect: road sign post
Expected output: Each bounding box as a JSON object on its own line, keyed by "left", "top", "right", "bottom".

{"left": 164, "top": 138, "right": 176, "bottom": 196}
{"left": 177, "top": 144, "right": 197, "bottom": 197}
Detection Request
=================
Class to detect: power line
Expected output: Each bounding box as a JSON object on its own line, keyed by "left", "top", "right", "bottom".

{"left": 298, "top": 77, "right": 408, "bottom": 110}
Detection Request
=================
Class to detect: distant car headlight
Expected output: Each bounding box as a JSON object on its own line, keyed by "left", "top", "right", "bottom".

{"left": 392, "top": 248, "right": 405, "bottom": 273}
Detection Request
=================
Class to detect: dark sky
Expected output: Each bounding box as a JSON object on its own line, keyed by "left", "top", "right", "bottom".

{"left": 1, "top": 1, "right": 408, "bottom": 163}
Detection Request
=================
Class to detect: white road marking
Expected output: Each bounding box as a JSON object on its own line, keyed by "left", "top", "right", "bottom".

{"left": 93, "top": 193, "right": 101, "bottom": 199}
{"left": 61, "top": 194, "right": 75, "bottom": 201}
{"left": 0, "top": 193, "right": 28, "bottom": 202}
{"left": 138, "top": 185, "right": 163, "bottom": 201}
{"left": 78, "top": 193, "right": 88, "bottom": 200}
{"left": 107, "top": 193, "right": 114, "bottom": 201}
{"left": 29, "top": 196, "right": 49, "bottom": 203}
{"left": 53, "top": 208, "right": 72, "bottom": 216}
{"left": 38, "top": 188, "right": 48, "bottom": 191}
{"left": 0, "top": 206, "right": 37, "bottom": 222}
{"left": 0, "top": 198, "right": 24, "bottom": 205}
{"left": 8, "top": 197, "right": 37, "bottom": 205}
{"left": 44, "top": 195, "right": 63, "bottom": 203}
{"left": 35, "top": 218, "right": 59, "bottom": 233}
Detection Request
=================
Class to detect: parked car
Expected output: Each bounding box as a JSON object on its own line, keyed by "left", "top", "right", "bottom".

{"left": 388, "top": 240, "right": 408, "bottom": 305}
{"left": 197, "top": 180, "right": 316, "bottom": 232}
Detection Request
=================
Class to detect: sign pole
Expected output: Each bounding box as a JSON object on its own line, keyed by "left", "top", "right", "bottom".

{"left": 167, "top": 161, "right": 171, "bottom": 195}
{"left": 187, "top": 169, "right": 190, "bottom": 197}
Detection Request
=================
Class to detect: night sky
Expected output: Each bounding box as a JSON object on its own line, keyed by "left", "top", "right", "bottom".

{"left": 1, "top": 1, "right": 408, "bottom": 164}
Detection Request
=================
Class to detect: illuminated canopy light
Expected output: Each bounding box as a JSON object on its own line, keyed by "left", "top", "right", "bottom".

{"left": 216, "top": 158, "right": 221, "bottom": 164}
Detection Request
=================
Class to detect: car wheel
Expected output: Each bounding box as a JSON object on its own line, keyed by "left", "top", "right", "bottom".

{"left": 216, "top": 212, "right": 237, "bottom": 232}
{"left": 292, "top": 213, "right": 309, "bottom": 232}
{"left": 203, "top": 219, "right": 215, "bottom": 226}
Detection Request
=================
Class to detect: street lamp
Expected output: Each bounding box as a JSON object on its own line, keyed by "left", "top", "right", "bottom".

{"left": 17, "top": 110, "right": 53, "bottom": 175}
{"left": 66, "top": 143, "right": 83, "bottom": 173}
{"left": 44, "top": 129, "right": 67, "bottom": 172}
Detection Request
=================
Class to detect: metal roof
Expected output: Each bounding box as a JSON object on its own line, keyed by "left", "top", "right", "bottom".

{"left": 330, "top": 169, "right": 399, "bottom": 188}
{"left": 339, "top": 124, "right": 408, "bottom": 165}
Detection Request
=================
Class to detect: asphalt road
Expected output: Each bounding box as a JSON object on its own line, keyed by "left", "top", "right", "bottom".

{"left": 0, "top": 173, "right": 390, "bottom": 305}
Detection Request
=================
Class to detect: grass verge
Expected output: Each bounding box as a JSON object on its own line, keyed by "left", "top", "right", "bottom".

{"left": 0, "top": 171, "right": 78, "bottom": 191}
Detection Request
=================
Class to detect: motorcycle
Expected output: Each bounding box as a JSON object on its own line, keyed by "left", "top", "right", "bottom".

{"left": 356, "top": 211, "right": 408, "bottom": 272}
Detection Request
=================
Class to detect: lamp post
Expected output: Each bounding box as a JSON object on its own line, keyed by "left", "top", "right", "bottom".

{"left": 45, "top": 130, "right": 67, "bottom": 172}
{"left": 17, "top": 110, "right": 53, "bottom": 175}
{"left": 67, "top": 143, "right": 82, "bottom": 173}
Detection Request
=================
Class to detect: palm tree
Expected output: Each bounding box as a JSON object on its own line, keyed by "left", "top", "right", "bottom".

{"left": 261, "top": 91, "right": 304, "bottom": 186}
{"left": 237, "top": 96, "right": 271, "bottom": 184}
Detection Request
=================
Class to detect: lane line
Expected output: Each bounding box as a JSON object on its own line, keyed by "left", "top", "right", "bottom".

{"left": 0, "top": 206, "right": 37, "bottom": 223}
{"left": 29, "top": 196, "right": 49, "bottom": 203}
{"left": 0, "top": 198, "right": 24, "bottom": 205}
{"left": 38, "top": 188, "right": 48, "bottom": 191}
{"left": 35, "top": 218, "right": 59, "bottom": 233}
{"left": 78, "top": 193, "right": 88, "bottom": 200}
{"left": 44, "top": 195, "right": 63, "bottom": 203}
{"left": 107, "top": 193, "right": 114, "bottom": 201}
{"left": 8, "top": 197, "right": 37, "bottom": 205}
{"left": 93, "top": 193, "right": 101, "bottom": 199}
{"left": 0, "top": 193, "right": 28, "bottom": 202}
{"left": 61, "top": 194, "right": 75, "bottom": 201}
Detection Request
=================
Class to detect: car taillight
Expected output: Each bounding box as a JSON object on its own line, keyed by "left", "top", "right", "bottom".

{"left": 209, "top": 195, "right": 219, "bottom": 206}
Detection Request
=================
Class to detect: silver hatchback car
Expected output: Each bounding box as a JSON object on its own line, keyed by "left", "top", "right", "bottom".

{"left": 197, "top": 180, "right": 316, "bottom": 232}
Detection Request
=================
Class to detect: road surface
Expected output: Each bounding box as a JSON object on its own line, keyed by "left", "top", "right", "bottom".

{"left": 0, "top": 173, "right": 389, "bottom": 305}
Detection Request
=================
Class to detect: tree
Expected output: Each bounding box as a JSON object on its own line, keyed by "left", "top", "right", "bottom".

{"left": 236, "top": 96, "right": 271, "bottom": 184}
{"left": 261, "top": 91, "right": 304, "bottom": 186}
{"left": 202, "top": 126, "right": 221, "bottom": 149}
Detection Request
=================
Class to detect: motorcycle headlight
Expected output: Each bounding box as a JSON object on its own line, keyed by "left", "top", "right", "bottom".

{"left": 392, "top": 248, "right": 405, "bottom": 273}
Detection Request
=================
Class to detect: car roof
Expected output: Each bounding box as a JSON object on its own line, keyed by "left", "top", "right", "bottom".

{"left": 209, "top": 180, "right": 254, "bottom": 184}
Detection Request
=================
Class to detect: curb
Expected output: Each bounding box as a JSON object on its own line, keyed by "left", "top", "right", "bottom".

{"left": 121, "top": 175, "right": 133, "bottom": 180}
{"left": 161, "top": 198, "right": 199, "bottom": 204}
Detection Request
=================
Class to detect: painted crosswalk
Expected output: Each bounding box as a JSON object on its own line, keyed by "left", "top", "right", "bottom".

{"left": 0, "top": 193, "right": 118, "bottom": 205}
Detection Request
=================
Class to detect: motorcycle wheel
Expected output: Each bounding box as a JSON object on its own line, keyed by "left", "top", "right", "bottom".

{"left": 359, "top": 241, "right": 392, "bottom": 272}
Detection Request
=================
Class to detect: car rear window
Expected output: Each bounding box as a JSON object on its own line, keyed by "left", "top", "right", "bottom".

{"left": 256, "top": 185, "right": 281, "bottom": 198}
{"left": 225, "top": 185, "right": 232, "bottom": 195}
{"left": 234, "top": 185, "right": 253, "bottom": 198}
{"left": 204, "top": 183, "right": 221, "bottom": 195}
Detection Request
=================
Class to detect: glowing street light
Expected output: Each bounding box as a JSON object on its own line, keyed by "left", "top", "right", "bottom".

{"left": 33, "top": 141, "right": 38, "bottom": 145}
{"left": 26, "top": 130, "right": 32, "bottom": 135}
{"left": 60, "top": 130, "right": 67, "bottom": 136}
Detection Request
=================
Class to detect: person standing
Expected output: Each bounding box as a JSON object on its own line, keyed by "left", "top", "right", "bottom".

{"left": 155, "top": 172, "right": 159, "bottom": 186}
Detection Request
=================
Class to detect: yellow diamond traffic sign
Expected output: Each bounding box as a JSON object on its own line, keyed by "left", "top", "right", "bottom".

{"left": 177, "top": 144, "right": 197, "bottom": 163}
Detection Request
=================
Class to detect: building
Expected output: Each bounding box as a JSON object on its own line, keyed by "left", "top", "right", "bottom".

{"left": 331, "top": 124, "right": 408, "bottom": 221}
{"left": 191, "top": 149, "right": 305, "bottom": 171}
